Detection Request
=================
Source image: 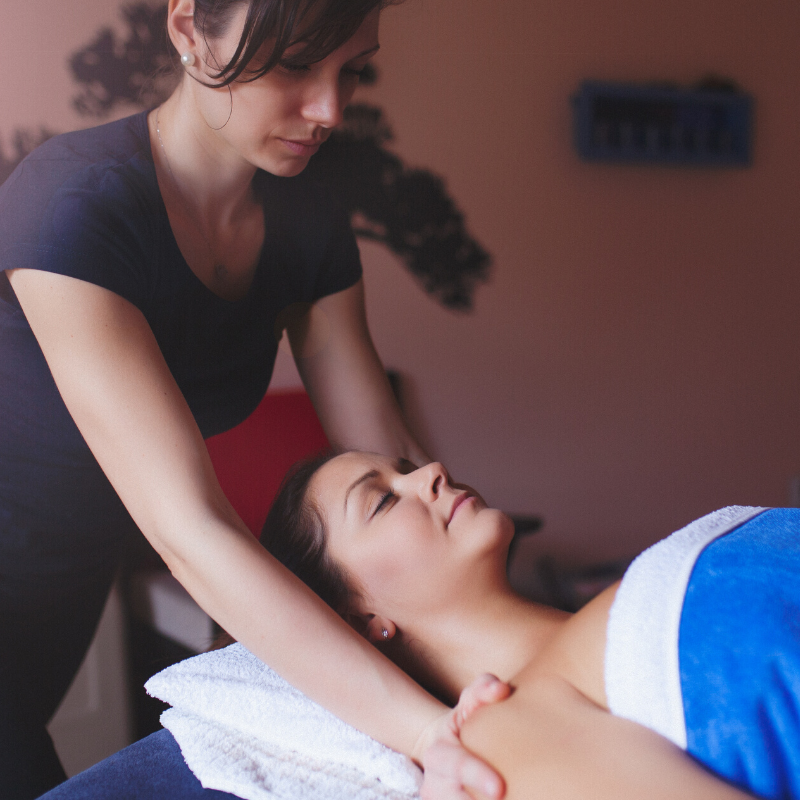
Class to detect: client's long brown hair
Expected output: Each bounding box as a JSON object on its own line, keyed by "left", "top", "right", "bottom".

{"left": 211, "top": 450, "right": 359, "bottom": 649}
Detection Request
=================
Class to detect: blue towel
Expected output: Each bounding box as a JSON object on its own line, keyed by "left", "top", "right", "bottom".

{"left": 43, "top": 508, "right": 800, "bottom": 800}
{"left": 607, "top": 507, "right": 800, "bottom": 800}
{"left": 680, "top": 508, "right": 800, "bottom": 799}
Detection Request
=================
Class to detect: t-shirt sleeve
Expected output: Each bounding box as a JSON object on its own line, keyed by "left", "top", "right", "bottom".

{"left": 310, "top": 186, "right": 363, "bottom": 302}
{"left": 0, "top": 155, "right": 152, "bottom": 311}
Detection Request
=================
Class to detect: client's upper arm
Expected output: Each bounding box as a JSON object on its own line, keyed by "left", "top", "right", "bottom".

{"left": 460, "top": 673, "right": 753, "bottom": 800}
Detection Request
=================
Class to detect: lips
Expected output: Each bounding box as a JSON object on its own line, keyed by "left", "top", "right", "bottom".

{"left": 447, "top": 492, "right": 472, "bottom": 526}
{"left": 280, "top": 138, "right": 324, "bottom": 156}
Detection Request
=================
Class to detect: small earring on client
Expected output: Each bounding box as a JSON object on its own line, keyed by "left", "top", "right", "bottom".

{"left": 181, "top": 52, "right": 196, "bottom": 67}
{"left": 381, "top": 628, "right": 389, "bottom": 640}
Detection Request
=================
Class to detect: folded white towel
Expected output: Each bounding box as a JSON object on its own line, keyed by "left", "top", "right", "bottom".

{"left": 604, "top": 505, "right": 768, "bottom": 749}
{"left": 145, "top": 643, "right": 422, "bottom": 800}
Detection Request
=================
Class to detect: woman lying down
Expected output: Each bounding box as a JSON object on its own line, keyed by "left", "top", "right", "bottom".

{"left": 45, "top": 451, "right": 799, "bottom": 800}
{"left": 257, "top": 451, "right": 799, "bottom": 800}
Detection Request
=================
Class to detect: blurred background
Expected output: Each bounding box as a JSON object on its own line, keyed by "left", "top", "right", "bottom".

{"left": 3, "top": 0, "right": 800, "bottom": 774}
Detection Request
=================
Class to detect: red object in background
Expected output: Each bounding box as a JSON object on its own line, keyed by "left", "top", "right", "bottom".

{"left": 206, "top": 389, "right": 329, "bottom": 537}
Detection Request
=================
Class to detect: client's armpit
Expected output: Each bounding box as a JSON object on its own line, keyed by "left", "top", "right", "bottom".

{"left": 460, "top": 673, "right": 752, "bottom": 800}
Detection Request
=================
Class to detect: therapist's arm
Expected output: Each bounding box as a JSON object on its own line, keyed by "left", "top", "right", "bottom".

{"left": 287, "top": 280, "right": 512, "bottom": 799}
{"left": 285, "top": 278, "right": 430, "bottom": 467}
{"left": 8, "top": 268, "right": 500, "bottom": 800}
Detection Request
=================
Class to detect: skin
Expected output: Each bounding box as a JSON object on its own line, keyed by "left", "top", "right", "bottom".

{"left": 310, "top": 452, "right": 757, "bottom": 800}
{"left": 5, "top": 3, "right": 505, "bottom": 798}
{"left": 151, "top": 2, "right": 382, "bottom": 302}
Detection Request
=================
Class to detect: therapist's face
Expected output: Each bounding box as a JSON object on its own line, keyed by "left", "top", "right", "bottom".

{"left": 186, "top": 6, "right": 381, "bottom": 177}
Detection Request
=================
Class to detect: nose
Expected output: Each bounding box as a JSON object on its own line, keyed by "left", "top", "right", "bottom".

{"left": 301, "top": 75, "right": 345, "bottom": 130}
{"left": 410, "top": 462, "right": 449, "bottom": 503}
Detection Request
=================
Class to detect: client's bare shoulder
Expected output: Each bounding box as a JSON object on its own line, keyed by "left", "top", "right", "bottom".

{"left": 460, "top": 581, "right": 751, "bottom": 800}
{"left": 458, "top": 583, "right": 619, "bottom": 798}
{"left": 533, "top": 579, "right": 621, "bottom": 709}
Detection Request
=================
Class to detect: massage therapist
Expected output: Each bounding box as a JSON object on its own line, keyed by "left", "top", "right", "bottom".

{"left": 0, "top": 1, "right": 505, "bottom": 797}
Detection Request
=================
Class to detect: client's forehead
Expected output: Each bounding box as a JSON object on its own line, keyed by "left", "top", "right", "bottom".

{"left": 323, "top": 451, "right": 388, "bottom": 480}
{"left": 310, "top": 452, "right": 390, "bottom": 510}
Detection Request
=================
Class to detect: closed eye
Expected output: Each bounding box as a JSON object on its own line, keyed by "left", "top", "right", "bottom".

{"left": 373, "top": 489, "right": 396, "bottom": 517}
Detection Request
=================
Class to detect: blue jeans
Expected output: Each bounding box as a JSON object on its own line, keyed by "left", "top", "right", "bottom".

{"left": 38, "top": 730, "right": 238, "bottom": 799}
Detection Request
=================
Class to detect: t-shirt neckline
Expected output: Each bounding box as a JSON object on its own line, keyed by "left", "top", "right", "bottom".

{"left": 134, "top": 109, "right": 265, "bottom": 307}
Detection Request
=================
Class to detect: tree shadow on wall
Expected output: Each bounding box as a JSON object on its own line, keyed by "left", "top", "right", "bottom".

{"left": 2, "top": 2, "right": 491, "bottom": 310}
{"left": 0, "top": 127, "right": 57, "bottom": 186}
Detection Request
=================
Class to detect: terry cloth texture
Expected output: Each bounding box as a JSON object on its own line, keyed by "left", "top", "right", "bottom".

{"left": 606, "top": 506, "right": 800, "bottom": 800}
{"left": 145, "top": 644, "right": 423, "bottom": 800}
{"left": 680, "top": 508, "right": 800, "bottom": 799}
{"left": 605, "top": 506, "right": 768, "bottom": 747}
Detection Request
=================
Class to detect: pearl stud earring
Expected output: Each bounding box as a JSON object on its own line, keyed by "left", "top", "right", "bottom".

{"left": 181, "top": 52, "right": 196, "bottom": 67}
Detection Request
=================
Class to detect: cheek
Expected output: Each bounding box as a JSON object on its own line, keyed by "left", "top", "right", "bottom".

{"left": 339, "top": 78, "right": 360, "bottom": 107}
{"left": 229, "top": 83, "right": 298, "bottom": 136}
{"left": 355, "top": 544, "right": 420, "bottom": 604}
{"left": 356, "top": 541, "right": 450, "bottom": 613}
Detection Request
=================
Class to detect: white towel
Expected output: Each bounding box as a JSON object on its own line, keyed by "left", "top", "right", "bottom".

{"left": 145, "top": 643, "right": 423, "bottom": 800}
{"left": 604, "top": 505, "right": 768, "bottom": 749}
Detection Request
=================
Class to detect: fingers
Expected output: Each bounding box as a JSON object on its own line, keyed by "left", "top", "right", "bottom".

{"left": 458, "top": 749, "right": 505, "bottom": 800}
{"left": 418, "top": 675, "right": 510, "bottom": 800}
{"left": 470, "top": 674, "right": 512, "bottom": 703}
{"left": 453, "top": 674, "right": 511, "bottom": 729}
{"left": 421, "top": 738, "right": 505, "bottom": 800}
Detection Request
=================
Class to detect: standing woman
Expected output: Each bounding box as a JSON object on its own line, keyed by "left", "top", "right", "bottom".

{"left": 0, "top": 1, "right": 506, "bottom": 797}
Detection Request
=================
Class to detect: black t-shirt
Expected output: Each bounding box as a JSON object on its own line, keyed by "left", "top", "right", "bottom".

{"left": 0, "top": 111, "right": 361, "bottom": 572}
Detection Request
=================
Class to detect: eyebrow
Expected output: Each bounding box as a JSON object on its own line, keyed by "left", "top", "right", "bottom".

{"left": 344, "top": 469, "right": 380, "bottom": 517}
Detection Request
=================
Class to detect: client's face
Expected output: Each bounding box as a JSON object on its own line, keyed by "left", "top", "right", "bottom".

{"left": 309, "top": 453, "right": 514, "bottom": 624}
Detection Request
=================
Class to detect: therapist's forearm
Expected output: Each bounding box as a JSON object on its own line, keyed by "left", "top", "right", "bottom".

{"left": 167, "top": 512, "right": 446, "bottom": 757}
{"left": 297, "top": 338, "right": 430, "bottom": 466}
{"left": 289, "top": 280, "right": 432, "bottom": 467}
{"left": 10, "top": 269, "right": 443, "bottom": 759}
{"left": 330, "top": 394, "right": 430, "bottom": 466}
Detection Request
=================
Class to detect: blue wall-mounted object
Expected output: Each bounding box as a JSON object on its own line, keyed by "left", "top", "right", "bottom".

{"left": 573, "top": 81, "right": 752, "bottom": 166}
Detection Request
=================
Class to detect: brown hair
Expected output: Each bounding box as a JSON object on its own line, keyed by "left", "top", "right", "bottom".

{"left": 192, "top": 0, "right": 400, "bottom": 86}
{"left": 259, "top": 450, "right": 361, "bottom": 614}
{"left": 239, "top": 453, "right": 447, "bottom": 700}
{"left": 212, "top": 451, "right": 356, "bottom": 650}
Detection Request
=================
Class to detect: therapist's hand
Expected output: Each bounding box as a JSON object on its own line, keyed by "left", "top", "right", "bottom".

{"left": 417, "top": 674, "right": 510, "bottom": 800}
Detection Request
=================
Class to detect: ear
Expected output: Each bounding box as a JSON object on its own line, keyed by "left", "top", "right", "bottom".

{"left": 167, "top": 0, "right": 198, "bottom": 62}
{"left": 341, "top": 609, "right": 396, "bottom": 643}
{"left": 364, "top": 616, "right": 397, "bottom": 644}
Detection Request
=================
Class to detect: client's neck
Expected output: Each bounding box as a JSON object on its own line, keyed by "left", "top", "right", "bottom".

{"left": 393, "top": 584, "right": 570, "bottom": 704}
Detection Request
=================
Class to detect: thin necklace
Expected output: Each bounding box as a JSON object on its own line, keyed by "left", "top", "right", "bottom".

{"left": 155, "top": 107, "right": 228, "bottom": 283}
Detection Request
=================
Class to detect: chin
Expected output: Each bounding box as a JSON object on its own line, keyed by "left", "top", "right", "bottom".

{"left": 252, "top": 147, "right": 312, "bottom": 178}
{"left": 497, "top": 510, "right": 516, "bottom": 543}
{"left": 263, "top": 160, "right": 310, "bottom": 178}
{"left": 474, "top": 507, "right": 516, "bottom": 549}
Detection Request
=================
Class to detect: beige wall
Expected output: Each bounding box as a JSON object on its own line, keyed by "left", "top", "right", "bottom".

{"left": 0, "top": 0, "right": 135, "bottom": 145}
{"left": 4, "top": 1, "right": 800, "bottom": 566}
{"left": 355, "top": 0, "right": 800, "bottom": 564}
